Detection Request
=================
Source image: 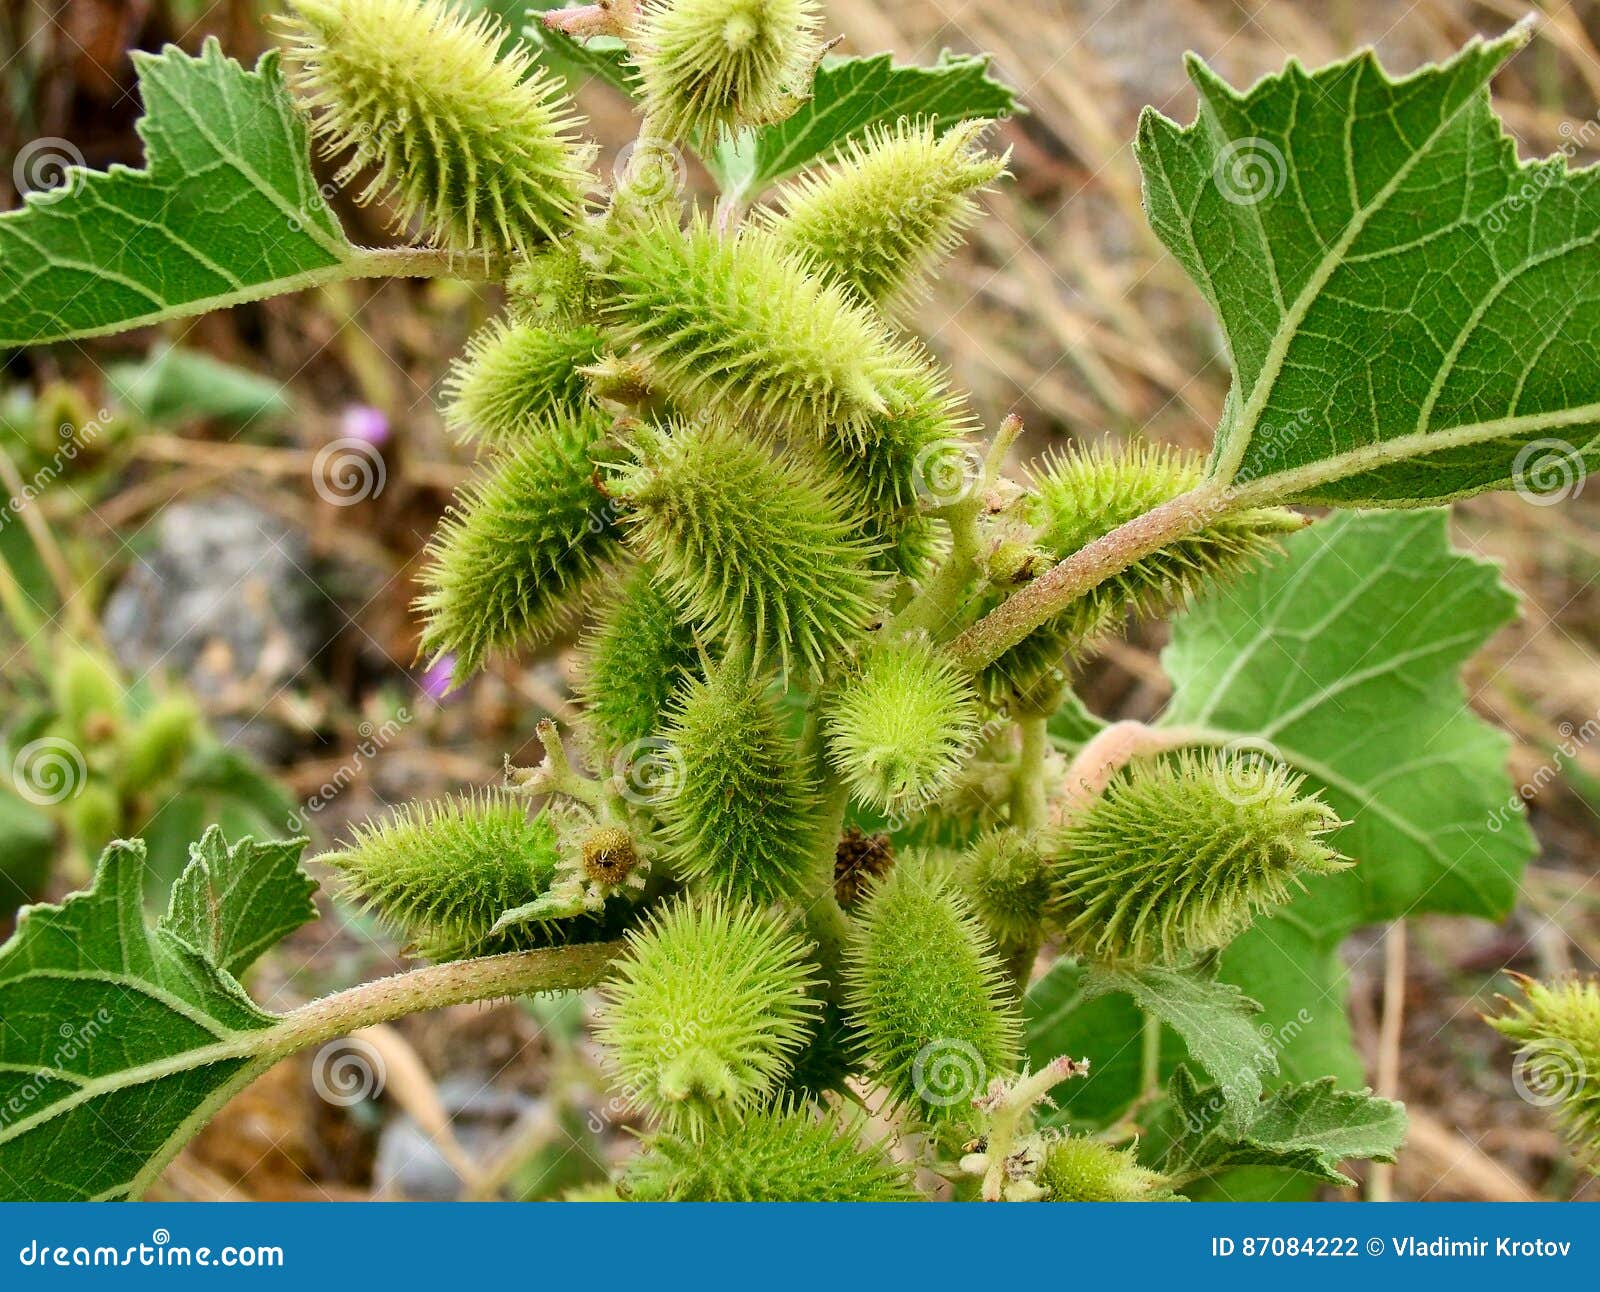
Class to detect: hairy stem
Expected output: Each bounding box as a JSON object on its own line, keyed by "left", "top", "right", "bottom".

{"left": 269, "top": 941, "right": 624, "bottom": 1059}
{"left": 1011, "top": 714, "right": 1050, "bottom": 831}
{"left": 948, "top": 483, "right": 1230, "bottom": 672}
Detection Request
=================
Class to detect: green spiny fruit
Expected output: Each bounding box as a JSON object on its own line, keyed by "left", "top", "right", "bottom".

{"left": 763, "top": 119, "right": 1005, "bottom": 309}
{"left": 981, "top": 441, "right": 1301, "bottom": 704}
{"left": 1490, "top": 976, "right": 1600, "bottom": 1170}
{"left": 815, "top": 350, "right": 974, "bottom": 578}
{"left": 845, "top": 853, "right": 1022, "bottom": 1123}
{"left": 280, "top": 0, "right": 590, "bottom": 255}
{"left": 417, "top": 407, "right": 618, "bottom": 675}
{"left": 625, "top": 1101, "right": 916, "bottom": 1200}
{"left": 320, "top": 793, "right": 562, "bottom": 956}
{"left": 657, "top": 653, "right": 819, "bottom": 904}
{"left": 596, "top": 216, "right": 905, "bottom": 443}
{"left": 507, "top": 242, "right": 592, "bottom": 326}
{"left": 1037, "top": 1136, "right": 1179, "bottom": 1202}
{"left": 1047, "top": 751, "right": 1346, "bottom": 965}
{"left": 634, "top": 0, "right": 821, "bottom": 144}
{"left": 960, "top": 829, "right": 1051, "bottom": 948}
{"left": 117, "top": 696, "right": 200, "bottom": 794}
{"left": 597, "top": 898, "right": 820, "bottom": 1132}
{"left": 441, "top": 321, "right": 604, "bottom": 447}
{"left": 825, "top": 636, "right": 979, "bottom": 814}
{"left": 608, "top": 420, "right": 882, "bottom": 675}
{"left": 576, "top": 567, "right": 699, "bottom": 754}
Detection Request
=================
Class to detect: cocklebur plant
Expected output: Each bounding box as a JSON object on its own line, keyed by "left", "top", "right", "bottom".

{"left": 1, "top": 2, "right": 1595, "bottom": 1201}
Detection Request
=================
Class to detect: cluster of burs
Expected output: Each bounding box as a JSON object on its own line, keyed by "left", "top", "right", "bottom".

{"left": 279, "top": 0, "right": 1401, "bottom": 1200}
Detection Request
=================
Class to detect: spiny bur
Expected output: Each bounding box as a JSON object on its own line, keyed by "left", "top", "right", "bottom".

{"left": 825, "top": 636, "right": 979, "bottom": 814}
{"left": 597, "top": 899, "right": 820, "bottom": 1133}
{"left": 960, "top": 829, "right": 1051, "bottom": 949}
{"left": 1048, "top": 751, "right": 1346, "bottom": 965}
{"left": 596, "top": 216, "right": 904, "bottom": 443}
{"left": 442, "top": 320, "right": 603, "bottom": 447}
{"left": 815, "top": 351, "right": 974, "bottom": 577}
{"left": 280, "top": 0, "right": 590, "bottom": 255}
{"left": 982, "top": 441, "right": 1300, "bottom": 703}
{"left": 634, "top": 0, "right": 822, "bottom": 144}
{"left": 657, "top": 654, "right": 819, "bottom": 904}
{"left": 1490, "top": 975, "right": 1600, "bottom": 1170}
{"left": 576, "top": 568, "right": 699, "bottom": 754}
{"left": 845, "top": 853, "right": 1022, "bottom": 1124}
{"left": 608, "top": 420, "right": 882, "bottom": 675}
{"left": 764, "top": 119, "right": 1006, "bottom": 310}
{"left": 321, "top": 793, "right": 563, "bottom": 957}
{"left": 625, "top": 1101, "right": 917, "bottom": 1200}
{"left": 1037, "top": 1136, "right": 1178, "bottom": 1202}
{"left": 417, "top": 407, "right": 618, "bottom": 676}
{"left": 506, "top": 243, "right": 592, "bottom": 326}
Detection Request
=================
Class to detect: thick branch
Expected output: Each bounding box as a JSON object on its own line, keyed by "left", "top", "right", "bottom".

{"left": 947, "top": 484, "right": 1229, "bottom": 672}
{"left": 268, "top": 941, "right": 624, "bottom": 1060}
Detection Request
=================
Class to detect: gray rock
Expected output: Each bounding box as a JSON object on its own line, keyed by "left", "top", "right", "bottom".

{"left": 103, "top": 495, "right": 322, "bottom": 760}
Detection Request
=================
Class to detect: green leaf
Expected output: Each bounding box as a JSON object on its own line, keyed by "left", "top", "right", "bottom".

{"left": 1140, "top": 23, "right": 1600, "bottom": 505}
{"left": 1023, "top": 960, "right": 1185, "bottom": 1128}
{"left": 1082, "top": 957, "right": 1273, "bottom": 1128}
{"left": 0, "top": 40, "right": 363, "bottom": 348}
{"left": 1163, "top": 1065, "right": 1406, "bottom": 1188}
{"left": 708, "top": 52, "right": 1020, "bottom": 202}
{"left": 0, "top": 833, "right": 314, "bottom": 1200}
{"left": 1160, "top": 509, "right": 1534, "bottom": 1084}
{"left": 161, "top": 827, "right": 316, "bottom": 980}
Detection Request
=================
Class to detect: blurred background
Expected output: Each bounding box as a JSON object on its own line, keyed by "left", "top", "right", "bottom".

{"left": 0, "top": 0, "right": 1596, "bottom": 1201}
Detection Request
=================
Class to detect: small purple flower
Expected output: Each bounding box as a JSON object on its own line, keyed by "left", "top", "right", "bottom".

{"left": 340, "top": 404, "right": 391, "bottom": 446}
{"left": 420, "top": 653, "right": 458, "bottom": 701}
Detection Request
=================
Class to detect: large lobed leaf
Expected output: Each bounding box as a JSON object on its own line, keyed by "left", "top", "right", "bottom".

{"left": 1140, "top": 23, "right": 1600, "bottom": 505}
{"left": 0, "top": 40, "right": 360, "bottom": 348}
{"left": 0, "top": 829, "right": 314, "bottom": 1200}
